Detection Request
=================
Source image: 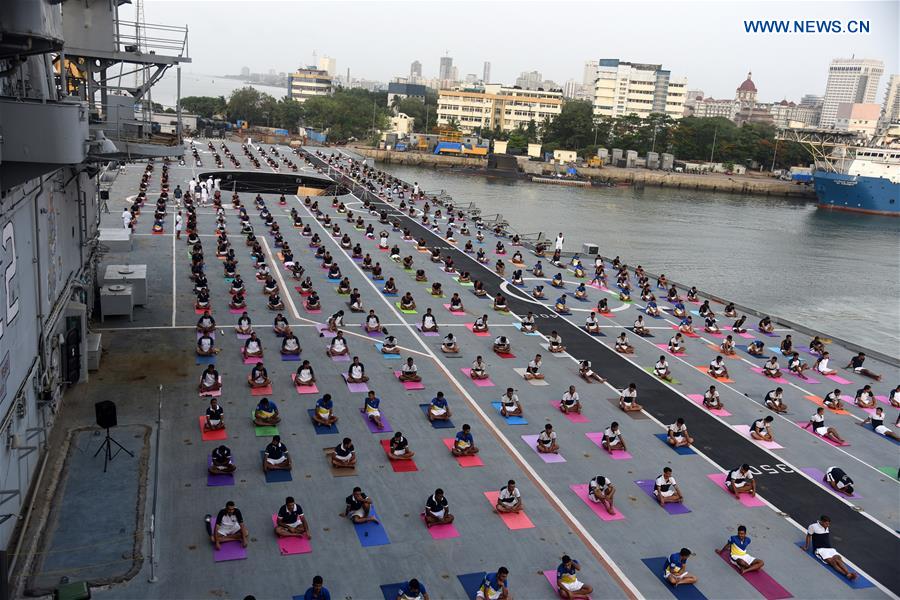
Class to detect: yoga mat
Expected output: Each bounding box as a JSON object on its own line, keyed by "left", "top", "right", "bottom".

{"left": 323, "top": 447, "right": 358, "bottom": 477}
{"left": 491, "top": 402, "right": 528, "bottom": 425}
{"left": 862, "top": 422, "right": 900, "bottom": 446}
{"left": 420, "top": 513, "right": 460, "bottom": 539}
{"left": 539, "top": 343, "right": 568, "bottom": 356}
{"left": 465, "top": 323, "right": 490, "bottom": 337}
{"left": 605, "top": 396, "right": 649, "bottom": 419}
{"left": 293, "top": 380, "right": 320, "bottom": 395}
{"left": 654, "top": 433, "right": 696, "bottom": 455}
{"left": 706, "top": 344, "right": 741, "bottom": 359}
{"left": 242, "top": 355, "right": 263, "bottom": 365}
{"left": 419, "top": 404, "right": 454, "bottom": 428}
{"left": 786, "top": 370, "right": 819, "bottom": 384}
{"left": 303, "top": 305, "right": 322, "bottom": 314}
{"left": 261, "top": 451, "right": 293, "bottom": 483}
{"left": 716, "top": 550, "right": 793, "bottom": 600}
{"left": 271, "top": 514, "right": 312, "bottom": 555}
{"left": 352, "top": 506, "right": 390, "bottom": 547}
{"left": 315, "top": 324, "right": 336, "bottom": 338}
{"left": 543, "top": 570, "right": 593, "bottom": 599}
{"left": 196, "top": 355, "right": 216, "bottom": 365}
{"left": 395, "top": 371, "right": 425, "bottom": 390}
{"left": 687, "top": 394, "right": 731, "bottom": 417}
{"left": 825, "top": 374, "right": 852, "bottom": 385}
{"left": 585, "top": 432, "right": 632, "bottom": 459}
{"left": 641, "top": 557, "right": 706, "bottom": 600}
{"left": 513, "top": 321, "right": 540, "bottom": 335}
{"left": 732, "top": 425, "right": 783, "bottom": 449}
{"left": 877, "top": 466, "right": 899, "bottom": 479}
{"left": 751, "top": 367, "right": 788, "bottom": 384}
{"left": 513, "top": 368, "right": 549, "bottom": 386}
{"left": 252, "top": 409, "right": 279, "bottom": 436}
{"left": 236, "top": 333, "right": 251, "bottom": 340}
{"left": 483, "top": 491, "right": 534, "bottom": 529}
{"left": 380, "top": 583, "right": 409, "bottom": 600}
{"left": 250, "top": 384, "right": 273, "bottom": 396}
{"left": 802, "top": 395, "right": 850, "bottom": 415}
{"left": 800, "top": 467, "right": 863, "bottom": 498}
{"left": 442, "top": 438, "right": 484, "bottom": 467}
{"left": 694, "top": 365, "right": 733, "bottom": 383}
{"left": 342, "top": 374, "right": 370, "bottom": 393}
{"left": 362, "top": 325, "right": 383, "bottom": 337}
{"left": 570, "top": 484, "right": 625, "bottom": 521}
{"left": 229, "top": 308, "right": 244, "bottom": 314}
{"left": 454, "top": 278, "right": 474, "bottom": 287}
{"left": 655, "top": 343, "right": 686, "bottom": 356}
{"left": 550, "top": 401, "right": 590, "bottom": 423}
{"left": 395, "top": 301, "right": 417, "bottom": 314}
{"left": 460, "top": 368, "right": 494, "bottom": 386}
{"left": 671, "top": 325, "right": 699, "bottom": 338}
{"left": 374, "top": 342, "right": 401, "bottom": 358}
{"left": 198, "top": 416, "right": 227, "bottom": 441}
{"left": 330, "top": 353, "right": 351, "bottom": 362}
{"left": 795, "top": 422, "right": 849, "bottom": 446}
{"left": 521, "top": 434, "right": 566, "bottom": 463}
{"left": 416, "top": 324, "right": 440, "bottom": 336}
{"left": 211, "top": 521, "right": 248, "bottom": 562}
{"left": 495, "top": 350, "right": 517, "bottom": 359}
{"left": 207, "top": 456, "right": 234, "bottom": 487}
{"left": 381, "top": 290, "right": 398, "bottom": 296}
{"left": 634, "top": 480, "right": 692, "bottom": 514}
{"left": 457, "top": 572, "right": 487, "bottom": 600}
{"left": 280, "top": 353, "right": 302, "bottom": 362}
{"left": 307, "top": 409, "right": 339, "bottom": 434}
{"left": 443, "top": 303, "right": 466, "bottom": 315}
{"left": 794, "top": 543, "right": 872, "bottom": 588}
{"left": 644, "top": 366, "right": 680, "bottom": 385}
{"left": 379, "top": 439, "right": 419, "bottom": 472}
{"left": 361, "top": 408, "right": 393, "bottom": 433}
{"left": 706, "top": 473, "right": 765, "bottom": 507}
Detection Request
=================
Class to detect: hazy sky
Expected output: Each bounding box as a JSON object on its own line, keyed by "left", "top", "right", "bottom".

{"left": 137, "top": 0, "right": 898, "bottom": 101}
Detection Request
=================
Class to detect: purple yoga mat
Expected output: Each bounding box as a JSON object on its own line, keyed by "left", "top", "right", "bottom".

{"left": 211, "top": 517, "right": 248, "bottom": 562}
{"left": 717, "top": 550, "right": 794, "bottom": 600}
{"left": 634, "top": 480, "right": 692, "bottom": 514}
{"left": 360, "top": 408, "right": 393, "bottom": 433}
{"left": 342, "top": 374, "right": 369, "bottom": 393}
{"left": 521, "top": 434, "right": 566, "bottom": 463}
{"left": 206, "top": 456, "right": 234, "bottom": 487}
{"left": 331, "top": 353, "right": 351, "bottom": 362}
{"left": 800, "top": 467, "right": 862, "bottom": 498}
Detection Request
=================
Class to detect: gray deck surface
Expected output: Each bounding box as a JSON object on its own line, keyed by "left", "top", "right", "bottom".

{"left": 26, "top": 140, "right": 898, "bottom": 600}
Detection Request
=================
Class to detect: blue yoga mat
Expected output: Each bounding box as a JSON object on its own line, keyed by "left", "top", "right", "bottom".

{"left": 419, "top": 404, "right": 454, "bottom": 428}
{"left": 374, "top": 342, "right": 402, "bottom": 359}
{"left": 457, "top": 572, "right": 487, "bottom": 600}
{"left": 196, "top": 355, "right": 216, "bottom": 365}
{"left": 353, "top": 505, "right": 390, "bottom": 547}
{"left": 491, "top": 402, "right": 528, "bottom": 425}
{"left": 380, "top": 583, "right": 407, "bottom": 600}
{"left": 641, "top": 557, "right": 707, "bottom": 600}
{"left": 259, "top": 451, "right": 293, "bottom": 483}
{"left": 307, "top": 409, "right": 339, "bottom": 434}
{"left": 653, "top": 433, "right": 697, "bottom": 455}
{"left": 794, "top": 542, "right": 873, "bottom": 588}
{"left": 281, "top": 353, "right": 302, "bottom": 362}
{"left": 863, "top": 422, "right": 900, "bottom": 446}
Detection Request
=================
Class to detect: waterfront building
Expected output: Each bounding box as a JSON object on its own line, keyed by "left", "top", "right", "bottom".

{"left": 288, "top": 67, "right": 333, "bottom": 102}
{"left": 591, "top": 59, "right": 687, "bottom": 120}
{"left": 834, "top": 102, "right": 881, "bottom": 138}
{"left": 879, "top": 74, "right": 900, "bottom": 130}
{"left": 437, "top": 83, "right": 563, "bottom": 133}
{"left": 819, "top": 57, "right": 884, "bottom": 128}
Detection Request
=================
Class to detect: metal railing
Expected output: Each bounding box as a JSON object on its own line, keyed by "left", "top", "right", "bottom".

{"left": 114, "top": 20, "right": 189, "bottom": 58}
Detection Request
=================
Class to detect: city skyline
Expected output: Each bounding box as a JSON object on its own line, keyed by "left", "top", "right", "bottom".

{"left": 137, "top": 1, "right": 897, "bottom": 101}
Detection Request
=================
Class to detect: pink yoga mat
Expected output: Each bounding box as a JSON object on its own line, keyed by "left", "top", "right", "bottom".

{"left": 483, "top": 491, "right": 534, "bottom": 529}
{"left": 569, "top": 484, "right": 625, "bottom": 521}
{"left": 394, "top": 371, "right": 425, "bottom": 390}
{"left": 229, "top": 308, "right": 244, "bottom": 314}
{"left": 465, "top": 323, "right": 490, "bottom": 337}
{"left": 717, "top": 550, "right": 793, "bottom": 600}
{"left": 671, "top": 325, "right": 699, "bottom": 338}
{"left": 442, "top": 439, "right": 484, "bottom": 467}
{"left": 419, "top": 513, "right": 460, "bottom": 539}
{"left": 521, "top": 434, "right": 566, "bottom": 463}
{"left": 825, "top": 374, "right": 852, "bottom": 385}
{"left": 460, "top": 368, "right": 495, "bottom": 387}
{"left": 787, "top": 371, "right": 820, "bottom": 384}
{"left": 243, "top": 355, "right": 263, "bottom": 365}
{"left": 199, "top": 388, "right": 221, "bottom": 398}
{"left": 687, "top": 394, "right": 731, "bottom": 417}
{"left": 550, "top": 401, "right": 590, "bottom": 423}
{"left": 655, "top": 343, "right": 685, "bottom": 356}
{"left": 443, "top": 303, "right": 465, "bottom": 315}
{"left": 722, "top": 326, "right": 754, "bottom": 339}
{"left": 291, "top": 375, "right": 319, "bottom": 394}
{"left": 706, "top": 474, "right": 765, "bottom": 507}
{"left": 585, "top": 432, "right": 632, "bottom": 459}
{"left": 733, "top": 425, "right": 783, "bottom": 449}
{"left": 795, "top": 422, "right": 850, "bottom": 446}
{"left": 751, "top": 367, "right": 788, "bottom": 384}
{"left": 250, "top": 385, "right": 273, "bottom": 396}
{"left": 342, "top": 374, "right": 369, "bottom": 393}
{"left": 543, "top": 570, "right": 592, "bottom": 599}
{"left": 236, "top": 333, "right": 251, "bottom": 340}
{"left": 270, "top": 515, "right": 312, "bottom": 555}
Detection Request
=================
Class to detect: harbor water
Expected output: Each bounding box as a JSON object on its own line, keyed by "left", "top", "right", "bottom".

{"left": 381, "top": 164, "right": 900, "bottom": 357}
{"left": 150, "top": 71, "right": 287, "bottom": 109}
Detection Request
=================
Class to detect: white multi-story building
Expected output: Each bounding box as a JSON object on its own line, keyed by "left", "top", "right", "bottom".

{"left": 835, "top": 102, "right": 881, "bottom": 138}
{"left": 288, "top": 67, "right": 333, "bottom": 102}
{"left": 819, "top": 57, "right": 884, "bottom": 128}
{"left": 693, "top": 98, "right": 738, "bottom": 119}
{"left": 582, "top": 60, "right": 599, "bottom": 87}
{"left": 592, "top": 59, "right": 687, "bottom": 120}
{"left": 437, "top": 83, "right": 563, "bottom": 133}
{"left": 879, "top": 74, "right": 900, "bottom": 129}
{"left": 770, "top": 101, "right": 821, "bottom": 128}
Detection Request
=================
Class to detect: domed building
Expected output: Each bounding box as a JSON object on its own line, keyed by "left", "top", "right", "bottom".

{"left": 736, "top": 72, "right": 758, "bottom": 108}
{"left": 733, "top": 70, "right": 774, "bottom": 126}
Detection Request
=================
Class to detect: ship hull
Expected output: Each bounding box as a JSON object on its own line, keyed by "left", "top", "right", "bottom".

{"left": 814, "top": 171, "right": 899, "bottom": 216}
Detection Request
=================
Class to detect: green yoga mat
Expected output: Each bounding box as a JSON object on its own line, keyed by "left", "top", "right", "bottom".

{"left": 395, "top": 301, "right": 417, "bottom": 314}
{"left": 643, "top": 366, "right": 680, "bottom": 385}
{"left": 251, "top": 408, "right": 279, "bottom": 436}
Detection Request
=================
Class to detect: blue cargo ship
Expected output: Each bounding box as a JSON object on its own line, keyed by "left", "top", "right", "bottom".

{"left": 814, "top": 146, "right": 900, "bottom": 216}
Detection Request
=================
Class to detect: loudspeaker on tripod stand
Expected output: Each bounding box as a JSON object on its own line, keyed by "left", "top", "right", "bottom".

{"left": 95, "top": 400, "right": 117, "bottom": 429}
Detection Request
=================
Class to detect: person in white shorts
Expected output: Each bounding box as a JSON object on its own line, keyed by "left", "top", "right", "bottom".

{"left": 555, "top": 555, "right": 593, "bottom": 599}
{"left": 719, "top": 525, "right": 764, "bottom": 574}
{"left": 861, "top": 407, "right": 900, "bottom": 441}
{"left": 803, "top": 516, "right": 857, "bottom": 580}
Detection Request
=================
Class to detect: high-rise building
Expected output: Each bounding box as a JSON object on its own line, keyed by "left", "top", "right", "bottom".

{"left": 240, "top": 66, "right": 250, "bottom": 77}
{"left": 515, "top": 70, "right": 543, "bottom": 90}
{"left": 582, "top": 60, "right": 598, "bottom": 87}
{"left": 410, "top": 60, "right": 422, "bottom": 81}
{"left": 819, "top": 57, "right": 884, "bottom": 128}
{"left": 800, "top": 94, "right": 823, "bottom": 108}
{"left": 879, "top": 74, "right": 900, "bottom": 129}
{"left": 592, "top": 59, "right": 687, "bottom": 120}
{"left": 317, "top": 55, "right": 337, "bottom": 77}
{"left": 288, "top": 67, "right": 333, "bottom": 102}
{"left": 483, "top": 61, "right": 491, "bottom": 84}
{"left": 439, "top": 56, "right": 453, "bottom": 82}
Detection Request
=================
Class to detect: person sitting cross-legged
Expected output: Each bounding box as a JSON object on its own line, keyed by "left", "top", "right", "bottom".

{"left": 423, "top": 488, "right": 454, "bottom": 528}
{"left": 253, "top": 397, "right": 280, "bottom": 426}
{"left": 555, "top": 554, "right": 593, "bottom": 600}
{"left": 718, "top": 525, "right": 764, "bottom": 575}
{"left": 204, "top": 398, "right": 225, "bottom": 431}
{"left": 330, "top": 437, "right": 356, "bottom": 469}
{"left": 208, "top": 444, "right": 235, "bottom": 474}
{"left": 388, "top": 431, "right": 415, "bottom": 460}
{"left": 452, "top": 423, "right": 479, "bottom": 456}
{"left": 211, "top": 501, "right": 248, "bottom": 550}
{"left": 313, "top": 394, "right": 338, "bottom": 428}
{"left": 427, "top": 391, "right": 452, "bottom": 422}
{"left": 263, "top": 435, "right": 292, "bottom": 471}
{"left": 275, "top": 496, "right": 311, "bottom": 539}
